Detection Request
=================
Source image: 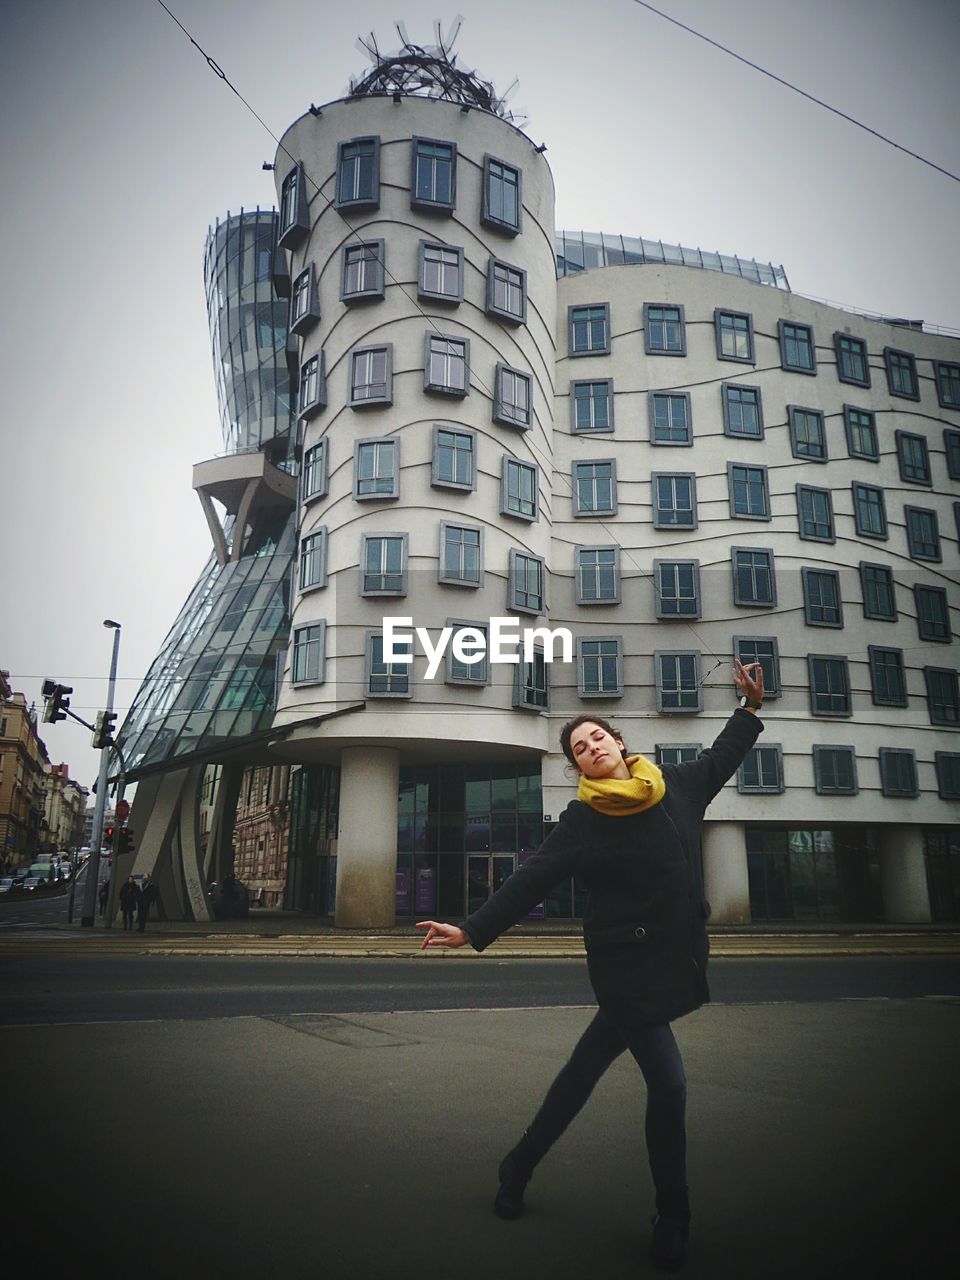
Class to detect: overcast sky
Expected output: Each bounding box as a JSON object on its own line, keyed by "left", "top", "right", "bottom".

{"left": 1, "top": 0, "right": 957, "bottom": 792}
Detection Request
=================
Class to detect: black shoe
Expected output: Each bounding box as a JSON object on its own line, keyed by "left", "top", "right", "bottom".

{"left": 650, "top": 1211, "right": 690, "bottom": 1272}
{"left": 493, "top": 1136, "right": 536, "bottom": 1219}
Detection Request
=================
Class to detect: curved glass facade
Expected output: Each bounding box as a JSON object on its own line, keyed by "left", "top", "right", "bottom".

{"left": 204, "top": 209, "right": 293, "bottom": 461}
{"left": 556, "top": 229, "right": 790, "bottom": 290}
{"left": 117, "top": 211, "right": 297, "bottom": 779}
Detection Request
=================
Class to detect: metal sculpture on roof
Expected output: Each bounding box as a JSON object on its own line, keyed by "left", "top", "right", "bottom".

{"left": 348, "top": 19, "right": 525, "bottom": 125}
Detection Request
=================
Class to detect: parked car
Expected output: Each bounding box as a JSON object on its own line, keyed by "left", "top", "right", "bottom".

{"left": 0, "top": 877, "right": 14, "bottom": 895}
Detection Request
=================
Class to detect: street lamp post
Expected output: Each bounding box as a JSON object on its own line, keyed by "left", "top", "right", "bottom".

{"left": 81, "top": 620, "right": 121, "bottom": 928}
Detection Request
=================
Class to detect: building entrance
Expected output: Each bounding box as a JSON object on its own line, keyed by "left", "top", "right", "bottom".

{"left": 467, "top": 854, "right": 516, "bottom": 915}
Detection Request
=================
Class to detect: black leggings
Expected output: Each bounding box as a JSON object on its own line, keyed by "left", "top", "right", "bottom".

{"left": 523, "top": 1008, "right": 687, "bottom": 1205}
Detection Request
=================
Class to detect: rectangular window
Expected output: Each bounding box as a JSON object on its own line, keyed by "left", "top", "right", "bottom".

{"left": 802, "top": 568, "right": 843, "bottom": 627}
{"left": 860, "top": 562, "right": 896, "bottom": 621}
{"left": 843, "top": 406, "right": 879, "bottom": 461}
{"left": 650, "top": 392, "right": 692, "bottom": 445}
{"left": 896, "top": 431, "right": 931, "bottom": 485}
{"left": 779, "top": 320, "right": 817, "bottom": 373}
{"left": 508, "top": 550, "right": 545, "bottom": 615}
{"left": 446, "top": 621, "right": 489, "bottom": 684}
{"left": 653, "top": 473, "right": 697, "bottom": 528}
{"left": 925, "top": 667, "right": 960, "bottom": 726}
{"left": 366, "top": 632, "right": 411, "bottom": 698}
{"left": 655, "top": 744, "right": 701, "bottom": 766}
{"left": 514, "top": 650, "right": 548, "bottom": 711}
{"left": 644, "top": 304, "right": 686, "bottom": 355}
{"left": 879, "top": 749, "right": 918, "bottom": 797}
{"left": 290, "top": 264, "right": 320, "bottom": 334}
{"left": 733, "top": 636, "right": 781, "bottom": 698}
{"left": 808, "top": 655, "right": 851, "bottom": 716}
{"left": 914, "top": 584, "right": 950, "bottom": 642}
{"left": 722, "top": 385, "right": 763, "bottom": 438}
{"left": 797, "top": 485, "right": 835, "bottom": 542}
{"left": 301, "top": 440, "right": 328, "bottom": 504}
{"left": 354, "top": 438, "right": 399, "bottom": 500}
{"left": 905, "top": 506, "right": 940, "bottom": 561}
{"left": 424, "top": 334, "right": 469, "bottom": 395}
{"left": 813, "top": 746, "right": 858, "bottom": 795}
{"left": 884, "top": 347, "right": 919, "bottom": 400}
{"left": 341, "top": 241, "right": 385, "bottom": 301}
{"left": 486, "top": 258, "right": 527, "bottom": 324}
{"left": 494, "top": 363, "right": 532, "bottom": 429}
{"left": 571, "top": 380, "right": 614, "bottom": 432}
{"left": 834, "top": 333, "right": 870, "bottom": 388}
{"left": 788, "top": 406, "right": 827, "bottom": 461}
{"left": 738, "top": 745, "right": 784, "bottom": 794}
{"left": 728, "top": 464, "right": 770, "bottom": 519}
{"left": 578, "top": 638, "right": 623, "bottom": 697}
{"left": 432, "top": 426, "right": 475, "bottom": 491}
{"left": 481, "top": 156, "right": 521, "bottom": 233}
{"left": 656, "top": 651, "right": 702, "bottom": 713}
{"left": 715, "top": 309, "right": 754, "bottom": 362}
{"left": 569, "top": 304, "right": 611, "bottom": 356}
{"left": 576, "top": 546, "right": 620, "bottom": 604}
{"left": 935, "top": 753, "right": 960, "bottom": 800}
{"left": 573, "top": 460, "right": 617, "bottom": 516}
{"left": 292, "top": 622, "right": 325, "bottom": 685}
{"left": 654, "top": 560, "right": 700, "bottom": 619}
{"left": 868, "top": 645, "right": 907, "bottom": 707}
{"left": 336, "top": 137, "right": 379, "bottom": 209}
{"left": 934, "top": 360, "right": 960, "bottom": 409}
{"left": 732, "top": 548, "right": 776, "bottom": 608}
{"left": 411, "top": 138, "right": 456, "bottom": 210}
{"left": 298, "top": 352, "right": 325, "bottom": 419}
{"left": 852, "top": 482, "right": 888, "bottom": 539}
{"left": 418, "top": 242, "right": 463, "bottom": 304}
{"left": 361, "top": 533, "right": 406, "bottom": 594}
{"left": 944, "top": 429, "right": 960, "bottom": 481}
{"left": 501, "top": 458, "right": 538, "bottom": 521}
{"left": 278, "top": 162, "right": 308, "bottom": 249}
{"left": 439, "top": 523, "right": 482, "bottom": 587}
{"left": 299, "top": 529, "right": 326, "bottom": 592}
{"left": 350, "top": 345, "right": 392, "bottom": 406}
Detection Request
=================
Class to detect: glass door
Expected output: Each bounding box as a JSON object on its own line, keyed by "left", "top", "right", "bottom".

{"left": 466, "top": 854, "right": 515, "bottom": 914}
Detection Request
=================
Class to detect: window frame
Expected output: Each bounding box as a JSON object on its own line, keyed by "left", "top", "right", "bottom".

{"left": 913, "top": 584, "right": 951, "bottom": 643}
{"left": 364, "top": 630, "right": 412, "bottom": 699}
{"left": 714, "top": 308, "right": 754, "bottom": 363}
{"left": 353, "top": 436, "right": 400, "bottom": 502}
{"left": 796, "top": 484, "right": 836, "bottom": 543}
{"left": 833, "top": 332, "right": 870, "bottom": 388}
{"left": 417, "top": 240, "right": 464, "bottom": 305}
{"left": 737, "top": 744, "right": 785, "bottom": 795}
{"left": 649, "top": 391, "right": 693, "bottom": 446}
{"left": 438, "top": 521, "right": 484, "bottom": 589}
{"left": 575, "top": 545, "right": 621, "bottom": 605}
{"left": 655, "top": 744, "right": 702, "bottom": 766}
{"left": 859, "top": 561, "right": 897, "bottom": 622}
{"left": 278, "top": 162, "right": 309, "bottom": 250}
{"left": 883, "top": 347, "right": 920, "bottom": 401}
{"left": 924, "top": 666, "right": 960, "bottom": 727}
{"left": 852, "top": 481, "right": 888, "bottom": 540}
{"left": 732, "top": 635, "right": 781, "bottom": 699}
{"left": 349, "top": 343, "right": 393, "bottom": 408}
{"left": 652, "top": 471, "right": 697, "bottom": 530}
{"left": 340, "top": 239, "right": 385, "bottom": 303}
{"left": 895, "top": 430, "right": 931, "bottom": 486}
{"left": 298, "top": 350, "right": 326, "bottom": 420}
{"left": 300, "top": 440, "right": 328, "bottom": 505}
{"left": 334, "top": 136, "right": 380, "bottom": 211}
{"left": 298, "top": 527, "right": 327, "bottom": 594}
{"left": 807, "top": 654, "right": 852, "bottom": 717}
{"left": 424, "top": 332, "right": 469, "bottom": 397}
{"left": 493, "top": 362, "right": 533, "bottom": 430}
{"left": 431, "top": 425, "right": 476, "bottom": 492}
{"left": 445, "top": 619, "right": 491, "bottom": 686}
{"left": 731, "top": 547, "right": 777, "bottom": 608}
{"left": 788, "top": 405, "right": 828, "bottom": 462}
{"left": 571, "top": 379, "right": 614, "bottom": 433}
{"left": 480, "top": 155, "right": 521, "bottom": 235}
{"left": 935, "top": 752, "right": 960, "bottom": 800}
{"left": 291, "top": 620, "right": 326, "bottom": 687}
{"left": 904, "top": 505, "right": 941, "bottom": 562}
{"left": 933, "top": 360, "right": 960, "bottom": 410}
{"left": 727, "top": 462, "right": 771, "bottom": 520}
{"left": 507, "top": 548, "right": 547, "bottom": 616}
{"left": 653, "top": 559, "right": 701, "bottom": 620}
{"left": 577, "top": 636, "right": 624, "bottom": 699}
{"left": 643, "top": 303, "right": 687, "bottom": 356}
{"left": 778, "top": 319, "right": 817, "bottom": 375}
{"left": 359, "top": 531, "right": 408, "bottom": 596}
{"left": 573, "top": 459, "right": 618, "bottom": 518}
{"left": 944, "top": 428, "right": 960, "bottom": 481}
{"left": 655, "top": 650, "right": 703, "bottom": 714}
{"left": 514, "top": 649, "right": 549, "bottom": 712}
{"left": 500, "top": 456, "right": 539, "bottom": 522}
{"left": 868, "top": 645, "right": 907, "bottom": 708}
{"left": 843, "top": 405, "right": 879, "bottom": 462}
{"left": 812, "top": 745, "right": 859, "bottom": 796}
{"left": 722, "top": 383, "right": 764, "bottom": 440}
{"left": 568, "top": 303, "right": 611, "bottom": 357}
{"left": 486, "top": 257, "right": 527, "bottom": 325}
{"left": 878, "top": 748, "right": 918, "bottom": 798}
{"left": 801, "top": 567, "right": 844, "bottom": 628}
{"left": 410, "top": 136, "right": 457, "bottom": 213}
{"left": 290, "top": 263, "right": 320, "bottom": 336}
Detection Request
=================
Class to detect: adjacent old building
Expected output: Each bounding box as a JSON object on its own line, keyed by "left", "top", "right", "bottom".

{"left": 0, "top": 686, "right": 50, "bottom": 869}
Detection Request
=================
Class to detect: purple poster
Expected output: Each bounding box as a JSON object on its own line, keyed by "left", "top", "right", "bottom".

{"left": 395, "top": 865, "right": 411, "bottom": 915}
{"left": 415, "top": 865, "right": 437, "bottom": 914}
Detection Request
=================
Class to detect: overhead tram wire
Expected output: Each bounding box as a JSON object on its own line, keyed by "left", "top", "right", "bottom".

{"left": 629, "top": 0, "right": 960, "bottom": 186}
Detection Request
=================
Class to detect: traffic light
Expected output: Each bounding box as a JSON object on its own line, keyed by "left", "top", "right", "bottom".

{"left": 41, "top": 679, "right": 73, "bottom": 724}
{"left": 117, "top": 827, "right": 134, "bottom": 857}
{"left": 92, "top": 710, "right": 117, "bottom": 750}
{"left": 103, "top": 826, "right": 114, "bottom": 849}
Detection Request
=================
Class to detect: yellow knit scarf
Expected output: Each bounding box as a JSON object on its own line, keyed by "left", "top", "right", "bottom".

{"left": 577, "top": 754, "right": 666, "bottom": 816}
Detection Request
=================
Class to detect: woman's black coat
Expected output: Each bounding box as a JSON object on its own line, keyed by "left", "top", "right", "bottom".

{"left": 461, "top": 709, "right": 763, "bottom": 1027}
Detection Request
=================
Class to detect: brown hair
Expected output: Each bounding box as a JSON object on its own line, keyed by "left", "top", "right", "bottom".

{"left": 559, "top": 714, "right": 629, "bottom": 769}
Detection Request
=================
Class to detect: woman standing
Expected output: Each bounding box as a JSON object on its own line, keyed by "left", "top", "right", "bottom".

{"left": 417, "top": 660, "right": 764, "bottom": 1272}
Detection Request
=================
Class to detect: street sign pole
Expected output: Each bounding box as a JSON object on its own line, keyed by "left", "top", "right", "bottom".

{"left": 81, "top": 621, "right": 121, "bottom": 928}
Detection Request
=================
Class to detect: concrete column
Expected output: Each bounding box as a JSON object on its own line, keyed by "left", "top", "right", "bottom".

{"left": 878, "top": 825, "right": 931, "bottom": 923}
{"left": 702, "top": 821, "right": 751, "bottom": 925}
{"left": 335, "top": 746, "right": 400, "bottom": 928}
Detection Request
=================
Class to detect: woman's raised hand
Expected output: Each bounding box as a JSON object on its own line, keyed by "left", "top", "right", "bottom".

{"left": 416, "top": 921, "right": 468, "bottom": 951}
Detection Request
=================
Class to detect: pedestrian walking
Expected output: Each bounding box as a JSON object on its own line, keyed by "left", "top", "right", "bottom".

{"left": 98, "top": 879, "right": 109, "bottom": 917}
{"left": 417, "top": 660, "right": 764, "bottom": 1272}
{"left": 137, "top": 872, "right": 158, "bottom": 932}
{"left": 119, "top": 875, "right": 141, "bottom": 931}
